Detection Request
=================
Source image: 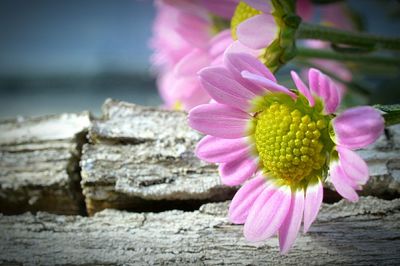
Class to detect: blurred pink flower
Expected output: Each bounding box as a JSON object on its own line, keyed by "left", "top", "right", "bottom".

{"left": 150, "top": 0, "right": 238, "bottom": 110}
{"left": 188, "top": 53, "right": 384, "bottom": 253}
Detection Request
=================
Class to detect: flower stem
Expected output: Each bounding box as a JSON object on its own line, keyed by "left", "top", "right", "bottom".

{"left": 297, "top": 23, "right": 400, "bottom": 51}
{"left": 296, "top": 47, "right": 400, "bottom": 66}
{"left": 374, "top": 104, "right": 400, "bottom": 126}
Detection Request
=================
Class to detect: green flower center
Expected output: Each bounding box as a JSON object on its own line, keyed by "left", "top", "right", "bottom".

{"left": 253, "top": 96, "right": 331, "bottom": 184}
{"left": 231, "top": 2, "right": 262, "bottom": 39}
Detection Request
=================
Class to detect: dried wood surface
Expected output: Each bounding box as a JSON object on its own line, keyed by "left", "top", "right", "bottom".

{"left": 0, "top": 197, "right": 399, "bottom": 265}
{"left": 0, "top": 113, "right": 90, "bottom": 214}
{"left": 81, "top": 99, "right": 400, "bottom": 214}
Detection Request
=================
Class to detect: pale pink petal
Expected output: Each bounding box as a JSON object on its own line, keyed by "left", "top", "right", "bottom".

{"left": 229, "top": 175, "right": 268, "bottom": 224}
{"left": 224, "top": 40, "right": 260, "bottom": 58}
{"left": 303, "top": 178, "right": 323, "bottom": 233}
{"left": 242, "top": 71, "right": 297, "bottom": 99}
{"left": 237, "top": 14, "right": 278, "bottom": 49}
{"left": 200, "top": 0, "right": 239, "bottom": 19}
{"left": 219, "top": 156, "right": 258, "bottom": 186}
{"left": 171, "top": 76, "right": 210, "bottom": 110}
{"left": 196, "top": 136, "right": 251, "bottom": 163}
{"left": 290, "top": 70, "right": 315, "bottom": 107}
{"left": 243, "top": 0, "right": 272, "bottom": 13}
{"left": 188, "top": 103, "right": 251, "bottom": 138}
{"left": 174, "top": 49, "right": 210, "bottom": 76}
{"left": 175, "top": 12, "right": 210, "bottom": 48}
{"left": 244, "top": 185, "right": 291, "bottom": 242}
{"left": 337, "top": 146, "right": 369, "bottom": 185}
{"left": 208, "top": 30, "right": 233, "bottom": 64}
{"left": 330, "top": 162, "right": 359, "bottom": 202}
{"left": 279, "top": 188, "right": 305, "bottom": 254}
{"left": 199, "top": 67, "right": 255, "bottom": 110}
{"left": 308, "top": 68, "right": 340, "bottom": 114}
{"left": 225, "top": 52, "right": 276, "bottom": 83}
{"left": 333, "top": 106, "right": 384, "bottom": 149}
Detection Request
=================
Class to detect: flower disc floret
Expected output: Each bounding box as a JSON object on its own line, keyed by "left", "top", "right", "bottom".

{"left": 253, "top": 96, "right": 329, "bottom": 184}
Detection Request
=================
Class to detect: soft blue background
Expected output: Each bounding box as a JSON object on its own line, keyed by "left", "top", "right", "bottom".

{"left": 0, "top": 0, "right": 399, "bottom": 118}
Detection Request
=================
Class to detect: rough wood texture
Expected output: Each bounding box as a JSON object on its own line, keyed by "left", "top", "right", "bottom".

{"left": 0, "top": 113, "right": 90, "bottom": 215}
{"left": 0, "top": 197, "right": 399, "bottom": 265}
{"left": 81, "top": 99, "right": 400, "bottom": 214}
{"left": 81, "top": 99, "right": 236, "bottom": 215}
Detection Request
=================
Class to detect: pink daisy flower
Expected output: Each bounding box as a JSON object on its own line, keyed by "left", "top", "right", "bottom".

{"left": 188, "top": 53, "right": 384, "bottom": 253}
{"left": 150, "top": 0, "right": 238, "bottom": 110}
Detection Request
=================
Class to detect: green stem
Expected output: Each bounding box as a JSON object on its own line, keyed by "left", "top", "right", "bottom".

{"left": 297, "top": 23, "right": 400, "bottom": 51}
{"left": 297, "top": 47, "right": 400, "bottom": 66}
{"left": 374, "top": 104, "right": 400, "bottom": 126}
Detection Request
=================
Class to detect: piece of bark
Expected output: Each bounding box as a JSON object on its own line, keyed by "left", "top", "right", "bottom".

{"left": 81, "top": 99, "right": 400, "bottom": 214}
{"left": 0, "top": 113, "right": 90, "bottom": 215}
{"left": 0, "top": 197, "right": 399, "bottom": 265}
{"left": 81, "top": 99, "right": 236, "bottom": 215}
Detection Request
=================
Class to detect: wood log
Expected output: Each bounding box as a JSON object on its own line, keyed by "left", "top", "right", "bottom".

{"left": 81, "top": 99, "right": 400, "bottom": 215}
{"left": 0, "top": 113, "right": 90, "bottom": 215}
{"left": 0, "top": 197, "right": 399, "bottom": 265}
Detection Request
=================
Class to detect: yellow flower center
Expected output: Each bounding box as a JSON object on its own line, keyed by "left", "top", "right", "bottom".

{"left": 254, "top": 99, "right": 330, "bottom": 183}
{"left": 231, "top": 2, "right": 262, "bottom": 39}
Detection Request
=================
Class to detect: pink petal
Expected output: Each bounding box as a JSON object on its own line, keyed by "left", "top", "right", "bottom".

{"left": 200, "top": 0, "right": 239, "bottom": 19}
{"left": 219, "top": 156, "right": 258, "bottom": 186}
{"left": 333, "top": 106, "right": 384, "bottom": 149}
{"left": 242, "top": 71, "right": 297, "bottom": 99}
{"left": 279, "top": 188, "right": 305, "bottom": 254}
{"left": 188, "top": 103, "right": 251, "bottom": 138}
{"left": 208, "top": 30, "right": 233, "bottom": 64}
{"left": 303, "top": 178, "right": 323, "bottom": 233}
{"left": 290, "top": 70, "right": 315, "bottom": 107}
{"left": 171, "top": 76, "right": 210, "bottom": 110}
{"left": 195, "top": 136, "right": 251, "bottom": 163}
{"left": 224, "top": 40, "right": 260, "bottom": 58}
{"left": 199, "top": 67, "right": 255, "bottom": 111}
{"left": 237, "top": 14, "right": 278, "bottom": 49}
{"left": 297, "top": 0, "right": 313, "bottom": 21}
{"left": 229, "top": 175, "right": 268, "bottom": 224}
{"left": 330, "top": 162, "right": 359, "bottom": 202}
{"left": 308, "top": 68, "right": 340, "bottom": 114}
{"left": 244, "top": 185, "right": 291, "bottom": 242}
{"left": 225, "top": 52, "right": 276, "bottom": 83}
{"left": 337, "top": 146, "right": 369, "bottom": 185}
{"left": 174, "top": 49, "right": 210, "bottom": 76}
{"left": 243, "top": 0, "right": 272, "bottom": 13}
{"left": 175, "top": 12, "right": 210, "bottom": 48}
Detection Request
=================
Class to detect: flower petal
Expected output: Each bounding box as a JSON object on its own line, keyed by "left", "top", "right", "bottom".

{"left": 188, "top": 103, "right": 251, "bottom": 138}
{"left": 242, "top": 71, "right": 297, "bottom": 99}
{"left": 219, "top": 156, "right": 258, "bottom": 186}
{"left": 303, "top": 178, "right": 323, "bottom": 233}
{"left": 200, "top": 0, "right": 239, "bottom": 19}
{"left": 225, "top": 52, "right": 276, "bottom": 83}
{"left": 332, "top": 106, "right": 384, "bottom": 149}
{"left": 330, "top": 162, "right": 359, "bottom": 202}
{"left": 229, "top": 175, "right": 268, "bottom": 224}
{"left": 279, "top": 188, "right": 305, "bottom": 254}
{"left": 199, "top": 66, "right": 255, "bottom": 110}
{"left": 244, "top": 184, "right": 291, "bottom": 242}
{"left": 196, "top": 136, "right": 251, "bottom": 163}
{"left": 243, "top": 0, "right": 272, "bottom": 13}
{"left": 337, "top": 146, "right": 369, "bottom": 185}
{"left": 237, "top": 14, "right": 278, "bottom": 49}
{"left": 174, "top": 49, "right": 210, "bottom": 76}
{"left": 290, "top": 70, "right": 315, "bottom": 107}
{"left": 308, "top": 68, "right": 340, "bottom": 114}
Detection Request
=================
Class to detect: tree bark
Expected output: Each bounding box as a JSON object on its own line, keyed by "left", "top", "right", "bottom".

{"left": 0, "top": 197, "right": 399, "bottom": 265}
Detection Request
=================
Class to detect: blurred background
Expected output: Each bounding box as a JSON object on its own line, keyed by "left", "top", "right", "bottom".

{"left": 0, "top": 0, "right": 399, "bottom": 119}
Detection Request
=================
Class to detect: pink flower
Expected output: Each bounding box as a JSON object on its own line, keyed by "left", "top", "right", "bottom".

{"left": 188, "top": 53, "right": 384, "bottom": 253}
{"left": 150, "top": 0, "right": 238, "bottom": 110}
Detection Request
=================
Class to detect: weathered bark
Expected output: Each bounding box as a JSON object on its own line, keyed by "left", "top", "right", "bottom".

{"left": 81, "top": 99, "right": 236, "bottom": 215}
{"left": 81, "top": 99, "right": 400, "bottom": 215}
{"left": 0, "top": 113, "right": 90, "bottom": 215}
{"left": 0, "top": 197, "right": 399, "bottom": 265}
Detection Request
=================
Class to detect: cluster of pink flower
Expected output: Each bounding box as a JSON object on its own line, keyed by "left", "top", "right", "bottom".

{"left": 150, "top": 0, "right": 384, "bottom": 254}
